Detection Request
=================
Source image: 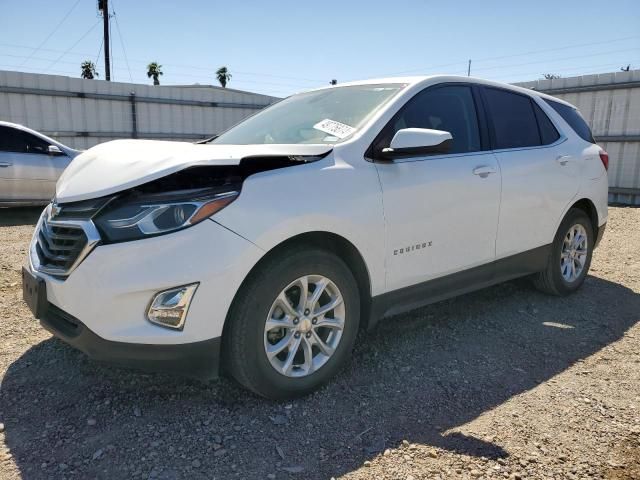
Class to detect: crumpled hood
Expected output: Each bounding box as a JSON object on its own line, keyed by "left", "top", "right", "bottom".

{"left": 55, "top": 139, "right": 332, "bottom": 203}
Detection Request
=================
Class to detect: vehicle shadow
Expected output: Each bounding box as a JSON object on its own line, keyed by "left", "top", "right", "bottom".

{"left": 1, "top": 275, "right": 638, "bottom": 479}
{"left": 0, "top": 207, "right": 43, "bottom": 227}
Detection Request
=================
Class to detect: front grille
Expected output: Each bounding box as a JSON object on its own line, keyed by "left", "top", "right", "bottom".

{"left": 30, "top": 200, "right": 105, "bottom": 278}
{"left": 35, "top": 218, "right": 88, "bottom": 273}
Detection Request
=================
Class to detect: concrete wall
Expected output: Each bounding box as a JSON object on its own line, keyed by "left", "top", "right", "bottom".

{"left": 0, "top": 70, "right": 278, "bottom": 150}
{"left": 516, "top": 70, "right": 640, "bottom": 205}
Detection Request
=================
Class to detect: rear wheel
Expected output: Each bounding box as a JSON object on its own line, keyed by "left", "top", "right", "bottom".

{"left": 224, "top": 247, "right": 360, "bottom": 399}
{"left": 533, "top": 208, "right": 594, "bottom": 296}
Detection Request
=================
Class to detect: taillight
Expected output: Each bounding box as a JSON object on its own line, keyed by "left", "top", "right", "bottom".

{"left": 599, "top": 149, "right": 609, "bottom": 171}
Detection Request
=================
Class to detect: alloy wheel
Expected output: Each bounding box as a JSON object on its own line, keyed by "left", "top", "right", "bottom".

{"left": 560, "top": 223, "right": 588, "bottom": 282}
{"left": 264, "top": 275, "right": 345, "bottom": 377}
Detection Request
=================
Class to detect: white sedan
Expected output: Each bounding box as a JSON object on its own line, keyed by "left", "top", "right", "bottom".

{"left": 0, "top": 121, "right": 80, "bottom": 206}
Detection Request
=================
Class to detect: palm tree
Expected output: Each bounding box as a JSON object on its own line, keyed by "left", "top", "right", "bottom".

{"left": 147, "top": 62, "right": 163, "bottom": 85}
{"left": 216, "top": 66, "right": 232, "bottom": 88}
{"left": 80, "top": 61, "right": 98, "bottom": 79}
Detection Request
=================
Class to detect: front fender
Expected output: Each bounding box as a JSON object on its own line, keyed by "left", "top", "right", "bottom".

{"left": 213, "top": 154, "right": 387, "bottom": 295}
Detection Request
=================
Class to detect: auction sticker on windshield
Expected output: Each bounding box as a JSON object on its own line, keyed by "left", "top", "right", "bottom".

{"left": 313, "top": 119, "right": 356, "bottom": 139}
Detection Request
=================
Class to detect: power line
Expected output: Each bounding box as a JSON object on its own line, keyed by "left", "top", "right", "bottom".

{"left": 111, "top": 1, "right": 133, "bottom": 82}
{"left": 42, "top": 20, "right": 102, "bottom": 73}
{"left": 3, "top": 41, "right": 637, "bottom": 95}
{"left": 3, "top": 34, "right": 638, "bottom": 86}
{"left": 0, "top": 52, "right": 319, "bottom": 89}
{"left": 4, "top": 44, "right": 636, "bottom": 91}
{"left": 376, "top": 35, "right": 640, "bottom": 77}
{"left": 18, "top": 0, "right": 83, "bottom": 67}
{"left": 489, "top": 61, "right": 638, "bottom": 82}
{"left": 0, "top": 42, "right": 324, "bottom": 84}
{"left": 95, "top": 36, "right": 104, "bottom": 76}
{"left": 474, "top": 35, "right": 640, "bottom": 64}
{"left": 472, "top": 48, "right": 640, "bottom": 74}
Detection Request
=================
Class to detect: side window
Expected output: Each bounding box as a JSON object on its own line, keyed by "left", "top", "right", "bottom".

{"left": 533, "top": 102, "right": 560, "bottom": 145}
{"left": 484, "top": 88, "right": 541, "bottom": 149}
{"left": 19, "top": 131, "right": 50, "bottom": 154}
{"left": 544, "top": 99, "right": 595, "bottom": 144}
{"left": 376, "top": 85, "right": 482, "bottom": 154}
{"left": 0, "top": 127, "right": 49, "bottom": 154}
{"left": 0, "top": 126, "right": 21, "bottom": 152}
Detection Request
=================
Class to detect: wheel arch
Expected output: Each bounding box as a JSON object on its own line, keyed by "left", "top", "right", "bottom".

{"left": 560, "top": 197, "right": 606, "bottom": 247}
{"left": 220, "top": 231, "right": 374, "bottom": 368}
{"left": 568, "top": 197, "right": 600, "bottom": 239}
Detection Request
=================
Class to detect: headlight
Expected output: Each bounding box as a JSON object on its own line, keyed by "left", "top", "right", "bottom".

{"left": 95, "top": 189, "right": 238, "bottom": 242}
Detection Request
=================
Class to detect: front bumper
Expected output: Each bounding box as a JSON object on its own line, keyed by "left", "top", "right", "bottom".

{"left": 40, "top": 301, "right": 221, "bottom": 379}
{"left": 30, "top": 219, "right": 263, "bottom": 344}
{"left": 24, "top": 217, "right": 265, "bottom": 376}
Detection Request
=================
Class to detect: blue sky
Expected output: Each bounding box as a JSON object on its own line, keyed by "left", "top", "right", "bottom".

{"left": 1, "top": 0, "right": 639, "bottom": 97}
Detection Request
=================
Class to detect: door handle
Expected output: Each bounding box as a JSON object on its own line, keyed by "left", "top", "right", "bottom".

{"left": 556, "top": 155, "right": 571, "bottom": 166}
{"left": 472, "top": 165, "right": 496, "bottom": 178}
{"left": 0, "top": 162, "right": 12, "bottom": 168}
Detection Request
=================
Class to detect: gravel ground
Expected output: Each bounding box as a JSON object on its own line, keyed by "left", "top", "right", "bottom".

{"left": 0, "top": 206, "right": 639, "bottom": 480}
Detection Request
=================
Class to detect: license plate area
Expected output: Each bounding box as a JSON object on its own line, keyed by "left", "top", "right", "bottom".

{"left": 22, "top": 267, "right": 47, "bottom": 319}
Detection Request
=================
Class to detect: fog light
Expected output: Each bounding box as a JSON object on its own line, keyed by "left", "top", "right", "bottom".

{"left": 147, "top": 283, "right": 199, "bottom": 330}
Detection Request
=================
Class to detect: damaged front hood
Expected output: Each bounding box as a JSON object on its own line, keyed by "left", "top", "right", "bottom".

{"left": 55, "top": 139, "right": 333, "bottom": 203}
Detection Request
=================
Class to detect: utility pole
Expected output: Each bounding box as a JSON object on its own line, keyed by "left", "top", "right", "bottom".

{"left": 467, "top": 59, "right": 471, "bottom": 77}
{"left": 98, "top": 0, "right": 111, "bottom": 81}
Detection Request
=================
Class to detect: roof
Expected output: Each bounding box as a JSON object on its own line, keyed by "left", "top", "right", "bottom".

{"left": 308, "top": 74, "right": 575, "bottom": 107}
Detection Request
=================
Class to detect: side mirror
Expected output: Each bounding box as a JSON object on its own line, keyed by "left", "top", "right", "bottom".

{"left": 380, "top": 128, "right": 452, "bottom": 159}
{"left": 48, "top": 145, "right": 64, "bottom": 156}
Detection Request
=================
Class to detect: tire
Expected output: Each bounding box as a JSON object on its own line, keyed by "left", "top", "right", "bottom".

{"left": 224, "top": 246, "right": 360, "bottom": 400}
{"left": 533, "top": 208, "right": 594, "bottom": 296}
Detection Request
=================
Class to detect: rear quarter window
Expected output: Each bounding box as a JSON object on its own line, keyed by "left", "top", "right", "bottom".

{"left": 543, "top": 99, "right": 595, "bottom": 144}
{"left": 533, "top": 102, "right": 560, "bottom": 145}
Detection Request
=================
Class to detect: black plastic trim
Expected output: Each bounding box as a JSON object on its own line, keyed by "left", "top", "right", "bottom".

{"left": 40, "top": 303, "right": 221, "bottom": 380}
{"left": 595, "top": 222, "right": 607, "bottom": 248}
{"left": 470, "top": 83, "right": 491, "bottom": 151}
{"left": 368, "top": 244, "right": 551, "bottom": 329}
{"left": 378, "top": 139, "right": 452, "bottom": 159}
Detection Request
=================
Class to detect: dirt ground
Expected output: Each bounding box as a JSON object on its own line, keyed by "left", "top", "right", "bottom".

{"left": 0, "top": 206, "right": 638, "bottom": 480}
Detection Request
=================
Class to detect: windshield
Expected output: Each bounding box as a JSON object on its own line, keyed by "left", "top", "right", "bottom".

{"left": 211, "top": 84, "right": 405, "bottom": 145}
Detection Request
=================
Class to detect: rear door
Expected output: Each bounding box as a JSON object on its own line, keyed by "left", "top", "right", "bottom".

{"left": 372, "top": 84, "right": 501, "bottom": 292}
{"left": 481, "top": 87, "right": 580, "bottom": 259}
{"left": 0, "top": 126, "right": 67, "bottom": 202}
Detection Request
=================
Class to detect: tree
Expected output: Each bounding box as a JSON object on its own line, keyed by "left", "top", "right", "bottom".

{"left": 216, "top": 66, "right": 232, "bottom": 88}
{"left": 147, "top": 62, "right": 163, "bottom": 85}
{"left": 542, "top": 73, "right": 561, "bottom": 80}
{"left": 80, "top": 61, "right": 98, "bottom": 79}
{"left": 329, "top": 79, "right": 338, "bottom": 85}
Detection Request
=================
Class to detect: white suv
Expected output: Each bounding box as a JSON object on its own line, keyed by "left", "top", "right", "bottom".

{"left": 22, "top": 76, "right": 608, "bottom": 399}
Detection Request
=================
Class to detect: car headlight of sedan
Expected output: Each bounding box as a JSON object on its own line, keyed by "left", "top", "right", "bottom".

{"left": 94, "top": 189, "right": 238, "bottom": 242}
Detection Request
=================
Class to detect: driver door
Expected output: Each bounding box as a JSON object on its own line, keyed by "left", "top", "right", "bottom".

{"left": 372, "top": 84, "right": 501, "bottom": 292}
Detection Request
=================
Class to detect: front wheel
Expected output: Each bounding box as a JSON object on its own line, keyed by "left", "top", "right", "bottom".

{"left": 224, "top": 247, "right": 360, "bottom": 399}
{"left": 533, "top": 208, "right": 594, "bottom": 296}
